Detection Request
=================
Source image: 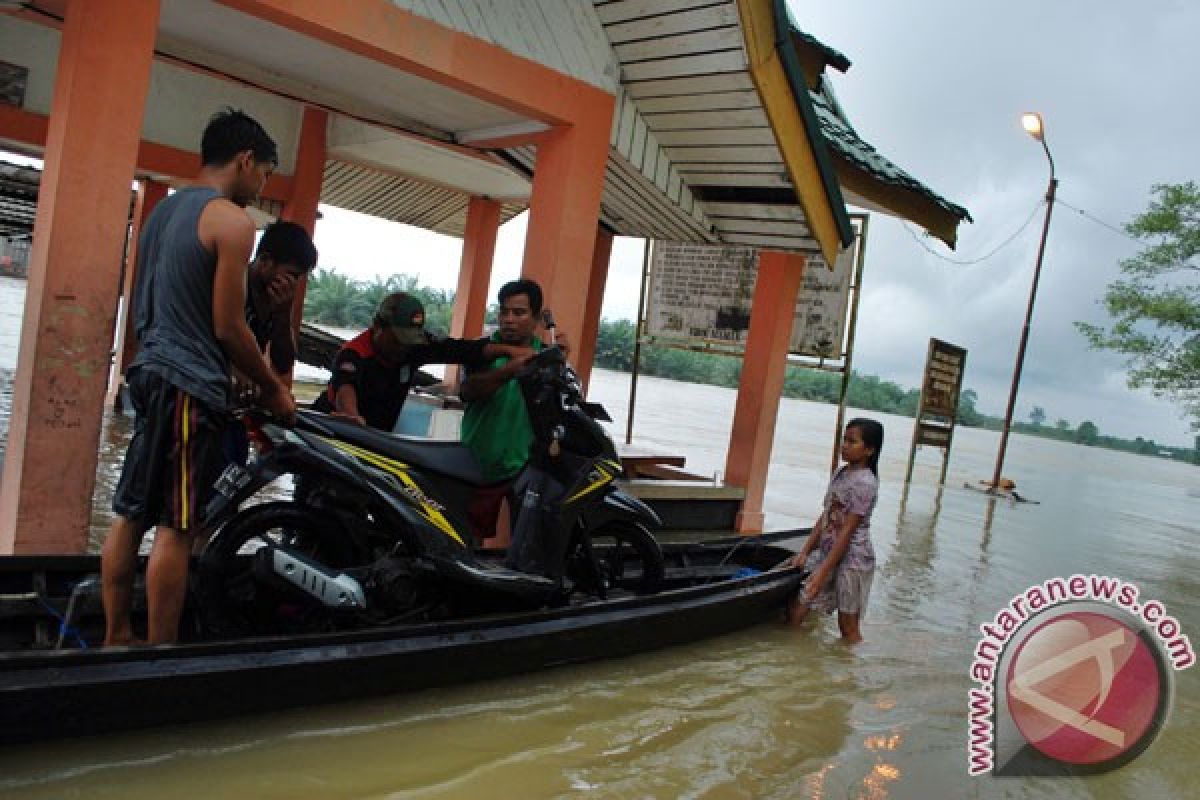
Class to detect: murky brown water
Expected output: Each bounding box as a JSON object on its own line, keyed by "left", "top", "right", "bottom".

{"left": 1, "top": 276, "right": 1197, "bottom": 798}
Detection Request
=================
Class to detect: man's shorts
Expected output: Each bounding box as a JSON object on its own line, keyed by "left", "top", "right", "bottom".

{"left": 112, "top": 369, "right": 227, "bottom": 532}
{"left": 802, "top": 552, "right": 874, "bottom": 617}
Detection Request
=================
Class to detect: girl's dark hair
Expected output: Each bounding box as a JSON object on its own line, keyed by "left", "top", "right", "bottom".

{"left": 201, "top": 108, "right": 278, "bottom": 168}
{"left": 846, "top": 417, "right": 884, "bottom": 476}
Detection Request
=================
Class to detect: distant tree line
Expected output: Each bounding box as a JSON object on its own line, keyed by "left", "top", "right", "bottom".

{"left": 300, "top": 274, "right": 1197, "bottom": 464}
{"left": 596, "top": 318, "right": 1199, "bottom": 464}
{"left": 303, "top": 270, "right": 456, "bottom": 335}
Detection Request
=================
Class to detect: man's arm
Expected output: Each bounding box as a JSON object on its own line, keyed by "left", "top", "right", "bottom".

{"left": 202, "top": 201, "right": 295, "bottom": 421}
{"left": 460, "top": 359, "right": 527, "bottom": 404}
{"left": 332, "top": 384, "right": 366, "bottom": 425}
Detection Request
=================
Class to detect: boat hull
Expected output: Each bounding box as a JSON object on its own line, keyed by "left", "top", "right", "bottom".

{"left": 0, "top": 538, "right": 803, "bottom": 744}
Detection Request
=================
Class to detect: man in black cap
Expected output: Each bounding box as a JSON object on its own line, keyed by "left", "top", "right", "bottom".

{"left": 313, "top": 291, "right": 532, "bottom": 432}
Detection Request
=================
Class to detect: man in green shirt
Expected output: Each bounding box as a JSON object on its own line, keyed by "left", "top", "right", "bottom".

{"left": 460, "top": 279, "right": 547, "bottom": 541}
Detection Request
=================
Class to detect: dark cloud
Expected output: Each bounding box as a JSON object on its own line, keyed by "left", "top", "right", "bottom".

{"left": 791, "top": 0, "right": 1200, "bottom": 445}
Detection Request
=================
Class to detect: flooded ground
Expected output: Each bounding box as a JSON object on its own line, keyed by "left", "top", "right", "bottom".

{"left": 0, "top": 275, "right": 1197, "bottom": 797}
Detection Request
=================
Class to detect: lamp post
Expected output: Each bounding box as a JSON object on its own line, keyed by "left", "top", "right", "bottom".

{"left": 990, "top": 112, "right": 1057, "bottom": 491}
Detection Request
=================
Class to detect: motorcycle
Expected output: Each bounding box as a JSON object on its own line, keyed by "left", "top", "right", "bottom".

{"left": 195, "top": 345, "right": 665, "bottom": 636}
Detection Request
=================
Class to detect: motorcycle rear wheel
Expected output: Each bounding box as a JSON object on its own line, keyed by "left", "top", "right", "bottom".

{"left": 571, "top": 521, "right": 665, "bottom": 597}
{"left": 196, "top": 501, "right": 367, "bottom": 637}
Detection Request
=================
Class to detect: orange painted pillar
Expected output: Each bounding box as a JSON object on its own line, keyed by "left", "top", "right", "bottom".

{"left": 519, "top": 107, "right": 613, "bottom": 364}
{"left": 447, "top": 195, "right": 501, "bottom": 387}
{"left": 109, "top": 178, "right": 168, "bottom": 409}
{"left": 724, "top": 250, "right": 807, "bottom": 534}
{"left": 282, "top": 106, "right": 327, "bottom": 335}
{"left": 0, "top": 0, "right": 161, "bottom": 554}
{"left": 575, "top": 227, "right": 613, "bottom": 394}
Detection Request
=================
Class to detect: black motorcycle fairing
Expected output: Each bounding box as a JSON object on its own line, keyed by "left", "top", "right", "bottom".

{"left": 583, "top": 488, "right": 663, "bottom": 531}
{"left": 296, "top": 410, "right": 487, "bottom": 485}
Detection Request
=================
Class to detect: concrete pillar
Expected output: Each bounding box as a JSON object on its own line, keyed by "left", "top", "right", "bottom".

{"left": 447, "top": 195, "right": 500, "bottom": 387}
{"left": 519, "top": 114, "right": 612, "bottom": 364}
{"left": 574, "top": 227, "right": 613, "bottom": 394}
{"left": 281, "top": 106, "right": 327, "bottom": 336}
{"left": 0, "top": 0, "right": 161, "bottom": 554}
{"left": 109, "top": 178, "right": 168, "bottom": 409}
{"left": 723, "top": 250, "right": 807, "bottom": 534}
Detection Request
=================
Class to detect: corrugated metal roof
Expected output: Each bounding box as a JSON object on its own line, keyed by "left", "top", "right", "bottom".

{"left": 320, "top": 160, "right": 525, "bottom": 238}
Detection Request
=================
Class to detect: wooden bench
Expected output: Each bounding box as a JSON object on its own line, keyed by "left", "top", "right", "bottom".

{"left": 620, "top": 480, "right": 746, "bottom": 531}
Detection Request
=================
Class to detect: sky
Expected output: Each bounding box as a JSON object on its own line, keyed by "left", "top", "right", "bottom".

{"left": 313, "top": 1, "right": 1200, "bottom": 447}
{"left": 6, "top": 1, "right": 1193, "bottom": 445}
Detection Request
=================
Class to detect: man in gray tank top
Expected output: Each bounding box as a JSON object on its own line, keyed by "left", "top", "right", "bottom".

{"left": 102, "top": 109, "right": 297, "bottom": 646}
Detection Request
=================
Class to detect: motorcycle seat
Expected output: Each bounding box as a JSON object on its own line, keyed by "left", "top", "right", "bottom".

{"left": 299, "top": 411, "right": 489, "bottom": 485}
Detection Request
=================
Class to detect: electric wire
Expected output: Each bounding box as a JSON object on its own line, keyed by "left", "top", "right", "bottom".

{"left": 902, "top": 198, "right": 1045, "bottom": 266}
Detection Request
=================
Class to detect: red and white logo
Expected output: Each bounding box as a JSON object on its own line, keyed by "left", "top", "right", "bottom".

{"left": 1006, "top": 611, "right": 1162, "bottom": 766}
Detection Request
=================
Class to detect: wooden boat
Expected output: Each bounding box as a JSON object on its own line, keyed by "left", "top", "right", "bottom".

{"left": 0, "top": 533, "right": 804, "bottom": 744}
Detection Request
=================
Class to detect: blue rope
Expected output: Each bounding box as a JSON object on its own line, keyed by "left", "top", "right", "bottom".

{"left": 36, "top": 596, "right": 88, "bottom": 650}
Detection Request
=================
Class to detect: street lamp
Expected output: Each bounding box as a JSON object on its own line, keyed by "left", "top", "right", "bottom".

{"left": 990, "top": 112, "right": 1058, "bottom": 492}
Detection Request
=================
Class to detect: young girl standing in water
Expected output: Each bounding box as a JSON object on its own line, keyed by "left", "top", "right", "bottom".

{"left": 785, "top": 418, "right": 883, "bottom": 643}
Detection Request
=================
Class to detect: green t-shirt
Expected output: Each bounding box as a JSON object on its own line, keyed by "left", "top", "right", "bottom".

{"left": 461, "top": 334, "right": 544, "bottom": 482}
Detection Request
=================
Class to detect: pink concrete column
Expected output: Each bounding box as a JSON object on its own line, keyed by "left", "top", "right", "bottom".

{"left": 723, "top": 250, "right": 807, "bottom": 534}
{"left": 575, "top": 227, "right": 613, "bottom": 394}
{"left": 108, "top": 178, "right": 168, "bottom": 409}
{"left": 282, "top": 106, "right": 327, "bottom": 338}
{"left": 0, "top": 0, "right": 161, "bottom": 554}
{"left": 519, "top": 108, "right": 613, "bottom": 363}
{"left": 446, "top": 195, "right": 501, "bottom": 387}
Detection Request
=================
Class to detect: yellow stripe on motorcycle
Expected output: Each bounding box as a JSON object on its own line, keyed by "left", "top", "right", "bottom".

{"left": 320, "top": 437, "right": 466, "bottom": 546}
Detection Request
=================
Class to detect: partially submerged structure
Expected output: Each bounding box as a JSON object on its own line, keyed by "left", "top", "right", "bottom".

{"left": 0, "top": 0, "right": 968, "bottom": 553}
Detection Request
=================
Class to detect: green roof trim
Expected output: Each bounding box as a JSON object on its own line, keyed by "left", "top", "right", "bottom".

{"left": 810, "top": 81, "right": 972, "bottom": 223}
{"left": 772, "top": 0, "right": 855, "bottom": 250}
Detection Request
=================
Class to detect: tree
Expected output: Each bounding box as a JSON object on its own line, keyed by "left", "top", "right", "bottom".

{"left": 1076, "top": 182, "right": 1200, "bottom": 430}
{"left": 1075, "top": 420, "right": 1100, "bottom": 446}
{"left": 1029, "top": 406, "right": 1046, "bottom": 427}
{"left": 303, "top": 269, "right": 372, "bottom": 327}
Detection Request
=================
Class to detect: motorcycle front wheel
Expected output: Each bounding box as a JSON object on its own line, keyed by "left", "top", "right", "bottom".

{"left": 569, "top": 521, "right": 665, "bottom": 597}
{"left": 195, "top": 501, "right": 367, "bottom": 637}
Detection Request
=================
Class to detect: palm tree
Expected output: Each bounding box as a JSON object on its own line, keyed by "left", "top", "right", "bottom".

{"left": 302, "top": 269, "right": 373, "bottom": 327}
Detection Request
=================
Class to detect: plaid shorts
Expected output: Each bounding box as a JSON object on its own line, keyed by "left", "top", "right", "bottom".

{"left": 802, "top": 552, "right": 874, "bottom": 617}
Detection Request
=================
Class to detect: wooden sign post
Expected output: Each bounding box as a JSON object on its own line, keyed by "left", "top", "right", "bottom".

{"left": 904, "top": 338, "right": 967, "bottom": 486}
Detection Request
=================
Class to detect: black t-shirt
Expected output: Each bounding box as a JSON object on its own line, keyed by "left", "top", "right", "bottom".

{"left": 313, "top": 329, "right": 488, "bottom": 431}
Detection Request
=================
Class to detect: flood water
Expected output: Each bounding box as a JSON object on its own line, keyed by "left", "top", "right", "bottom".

{"left": 1, "top": 275, "right": 1198, "bottom": 798}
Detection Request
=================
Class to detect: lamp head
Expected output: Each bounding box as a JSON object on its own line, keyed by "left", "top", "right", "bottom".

{"left": 1022, "top": 112, "right": 1045, "bottom": 141}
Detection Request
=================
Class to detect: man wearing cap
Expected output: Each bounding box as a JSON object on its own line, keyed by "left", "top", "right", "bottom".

{"left": 313, "top": 291, "right": 531, "bottom": 432}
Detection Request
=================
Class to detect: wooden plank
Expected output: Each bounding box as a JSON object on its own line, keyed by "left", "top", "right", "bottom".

{"left": 594, "top": 0, "right": 719, "bottom": 25}
{"left": 616, "top": 94, "right": 638, "bottom": 158}
{"left": 605, "top": 4, "right": 740, "bottom": 43}
{"left": 654, "top": 127, "right": 776, "bottom": 147}
{"left": 626, "top": 71, "right": 754, "bottom": 98}
{"left": 710, "top": 217, "right": 812, "bottom": 237}
{"left": 703, "top": 202, "right": 807, "bottom": 220}
{"left": 643, "top": 108, "right": 770, "bottom": 130}
{"left": 635, "top": 90, "right": 761, "bottom": 114}
{"left": 606, "top": 154, "right": 714, "bottom": 241}
{"left": 563, "top": 0, "right": 621, "bottom": 88}
{"left": 641, "top": 137, "right": 660, "bottom": 180}
{"left": 679, "top": 171, "right": 792, "bottom": 188}
{"left": 614, "top": 28, "right": 742, "bottom": 64}
{"left": 722, "top": 232, "right": 821, "bottom": 252}
{"left": 664, "top": 145, "right": 783, "bottom": 164}
{"left": 622, "top": 50, "right": 745, "bottom": 82}
{"left": 679, "top": 163, "right": 787, "bottom": 174}
{"left": 630, "top": 113, "right": 648, "bottom": 172}
{"left": 606, "top": 154, "right": 713, "bottom": 240}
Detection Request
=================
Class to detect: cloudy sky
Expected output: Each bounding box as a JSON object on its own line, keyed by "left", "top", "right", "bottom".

{"left": 317, "top": 1, "right": 1198, "bottom": 446}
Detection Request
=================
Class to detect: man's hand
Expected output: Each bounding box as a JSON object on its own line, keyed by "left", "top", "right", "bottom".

{"left": 258, "top": 380, "right": 297, "bottom": 425}
{"left": 266, "top": 272, "right": 297, "bottom": 313}
{"left": 553, "top": 331, "right": 571, "bottom": 357}
{"left": 330, "top": 411, "right": 366, "bottom": 426}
